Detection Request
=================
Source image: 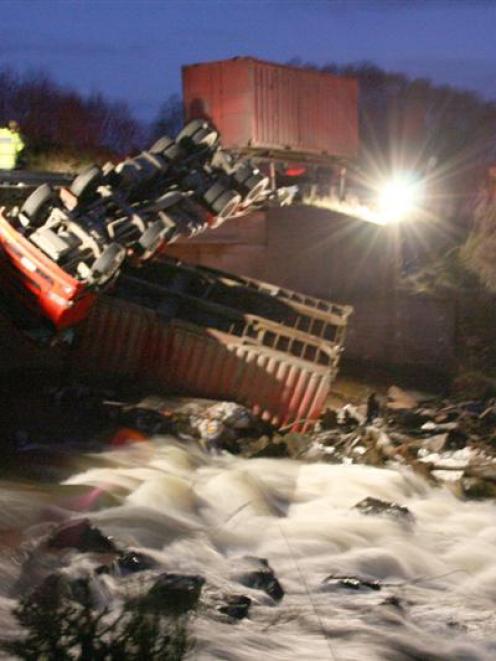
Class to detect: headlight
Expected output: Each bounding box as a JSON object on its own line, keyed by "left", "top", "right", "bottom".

{"left": 376, "top": 175, "right": 422, "bottom": 223}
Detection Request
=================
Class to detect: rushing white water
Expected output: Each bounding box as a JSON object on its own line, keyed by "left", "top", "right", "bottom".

{"left": 2, "top": 435, "right": 496, "bottom": 660}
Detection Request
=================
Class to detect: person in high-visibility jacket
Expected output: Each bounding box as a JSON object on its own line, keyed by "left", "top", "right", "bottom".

{"left": 0, "top": 121, "right": 25, "bottom": 170}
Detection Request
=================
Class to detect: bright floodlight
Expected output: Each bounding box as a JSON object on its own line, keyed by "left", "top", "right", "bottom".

{"left": 376, "top": 175, "right": 421, "bottom": 223}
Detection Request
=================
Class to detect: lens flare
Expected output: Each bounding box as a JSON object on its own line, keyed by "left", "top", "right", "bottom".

{"left": 376, "top": 175, "right": 422, "bottom": 223}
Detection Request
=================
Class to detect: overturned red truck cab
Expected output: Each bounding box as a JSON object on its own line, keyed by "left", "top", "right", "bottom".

{"left": 0, "top": 119, "right": 279, "bottom": 333}
{"left": 0, "top": 212, "right": 96, "bottom": 330}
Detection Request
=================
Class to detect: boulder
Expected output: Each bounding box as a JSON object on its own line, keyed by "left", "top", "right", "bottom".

{"left": 237, "top": 557, "right": 284, "bottom": 602}
{"left": 461, "top": 466, "right": 496, "bottom": 499}
{"left": 218, "top": 594, "right": 251, "bottom": 620}
{"left": 353, "top": 497, "right": 415, "bottom": 525}
{"left": 47, "top": 519, "right": 118, "bottom": 554}
{"left": 29, "top": 572, "right": 67, "bottom": 608}
{"left": 30, "top": 573, "right": 95, "bottom": 608}
{"left": 144, "top": 573, "right": 205, "bottom": 614}
{"left": 114, "top": 551, "right": 158, "bottom": 575}
{"left": 323, "top": 575, "right": 381, "bottom": 591}
{"left": 95, "top": 550, "right": 158, "bottom": 576}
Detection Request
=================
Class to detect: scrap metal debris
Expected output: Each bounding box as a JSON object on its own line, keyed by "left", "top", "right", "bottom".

{"left": 43, "top": 384, "right": 496, "bottom": 500}
{"left": 5, "top": 375, "right": 496, "bottom": 502}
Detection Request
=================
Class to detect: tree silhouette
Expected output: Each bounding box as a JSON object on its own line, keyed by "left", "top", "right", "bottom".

{"left": 0, "top": 68, "right": 144, "bottom": 162}
{"left": 150, "top": 93, "right": 184, "bottom": 142}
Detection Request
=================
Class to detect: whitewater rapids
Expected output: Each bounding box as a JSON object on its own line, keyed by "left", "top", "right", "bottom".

{"left": 1, "top": 436, "right": 496, "bottom": 660}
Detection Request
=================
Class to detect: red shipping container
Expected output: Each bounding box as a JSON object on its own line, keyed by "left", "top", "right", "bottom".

{"left": 182, "top": 57, "right": 359, "bottom": 161}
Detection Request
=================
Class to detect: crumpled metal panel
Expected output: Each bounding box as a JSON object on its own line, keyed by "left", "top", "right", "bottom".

{"left": 70, "top": 296, "right": 331, "bottom": 431}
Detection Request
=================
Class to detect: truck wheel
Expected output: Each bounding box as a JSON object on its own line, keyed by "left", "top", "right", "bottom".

{"left": 203, "top": 181, "right": 226, "bottom": 206}
{"left": 150, "top": 136, "right": 185, "bottom": 163}
{"left": 203, "top": 180, "right": 240, "bottom": 214}
{"left": 162, "top": 142, "right": 185, "bottom": 163}
{"left": 132, "top": 152, "right": 168, "bottom": 180}
{"left": 177, "top": 119, "right": 205, "bottom": 137}
{"left": 177, "top": 120, "right": 219, "bottom": 149}
{"left": 142, "top": 151, "right": 168, "bottom": 172}
{"left": 242, "top": 173, "right": 270, "bottom": 204}
{"left": 90, "top": 243, "right": 126, "bottom": 284}
{"left": 211, "top": 190, "right": 241, "bottom": 220}
{"left": 153, "top": 190, "right": 184, "bottom": 210}
{"left": 149, "top": 135, "right": 174, "bottom": 155}
{"left": 115, "top": 160, "right": 142, "bottom": 189}
{"left": 136, "top": 220, "right": 170, "bottom": 258}
{"left": 232, "top": 163, "right": 269, "bottom": 204}
{"left": 70, "top": 165, "right": 102, "bottom": 200}
{"left": 20, "top": 184, "right": 56, "bottom": 226}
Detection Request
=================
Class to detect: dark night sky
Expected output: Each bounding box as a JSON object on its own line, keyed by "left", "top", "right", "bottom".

{"left": 1, "top": 0, "right": 495, "bottom": 123}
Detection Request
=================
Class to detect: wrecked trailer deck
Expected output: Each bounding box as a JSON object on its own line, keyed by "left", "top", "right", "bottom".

{"left": 69, "top": 260, "right": 352, "bottom": 431}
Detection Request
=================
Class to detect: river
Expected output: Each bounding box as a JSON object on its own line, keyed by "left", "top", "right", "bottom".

{"left": 1, "top": 428, "right": 496, "bottom": 661}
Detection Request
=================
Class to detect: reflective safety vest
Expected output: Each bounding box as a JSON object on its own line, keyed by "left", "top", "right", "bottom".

{"left": 0, "top": 127, "right": 25, "bottom": 170}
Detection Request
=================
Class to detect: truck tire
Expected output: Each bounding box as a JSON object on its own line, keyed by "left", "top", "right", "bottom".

{"left": 133, "top": 151, "right": 168, "bottom": 176}
{"left": 153, "top": 190, "right": 184, "bottom": 210}
{"left": 70, "top": 165, "right": 102, "bottom": 200}
{"left": 176, "top": 119, "right": 205, "bottom": 137}
{"left": 90, "top": 243, "right": 125, "bottom": 284}
{"left": 232, "top": 163, "right": 269, "bottom": 203}
{"left": 123, "top": 153, "right": 168, "bottom": 193}
{"left": 162, "top": 142, "right": 185, "bottom": 163}
{"left": 210, "top": 190, "right": 241, "bottom": 220}
{"left": 115, "top": 160, "right": 142, "bottom": 188}
{"left": 203, "top": 180, "right": 241, "bottom": 215}
{"left": 150, "top": 135, "right": 185, "bottom": 163}
{"left": 203, "top": 181, "right": 227, "bottom": 206}
{"left": 242, "top": 173, "right": 270, "bottom": 204}
{"left": 149, "top": 135, "right": 174, "bottom": 155}
{"left": 137, "top": 219, "right": 173, "bottom": 259}
{"left": 177, "top": 119, "right": 219, "bottom": 149}
{"left": 20, "top": 184, "right": 56, "bottom": 226}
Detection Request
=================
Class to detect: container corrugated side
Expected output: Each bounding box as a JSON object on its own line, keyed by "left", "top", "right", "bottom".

{"left": 183, "top": 57, "right": 359, "bottom": 160}
{"left": 70, "top": 297, "right": 332, "bottom": 431}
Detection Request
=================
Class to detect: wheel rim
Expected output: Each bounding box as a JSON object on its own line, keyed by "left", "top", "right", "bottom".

{"left": 216, "top": 197, "right": 240, "bottom": 220}
{"left": 243, "top": 178, "right": 269, "bottom": 204}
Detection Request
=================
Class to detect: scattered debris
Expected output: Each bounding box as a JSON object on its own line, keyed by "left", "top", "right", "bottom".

{"left": 337, "top": 403, "right": 366, "bottom": 427}
{"left": 7, "top": 376, "right": 496, "bottom": 502}
{"left": 366, "top": 392, "right": 381, "bottom": 423}
{"left": 305, "top": 387, "right": 496, "bottom": 499}
{"left": 387, "top": 386, "right": 419, "bottom": 410}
